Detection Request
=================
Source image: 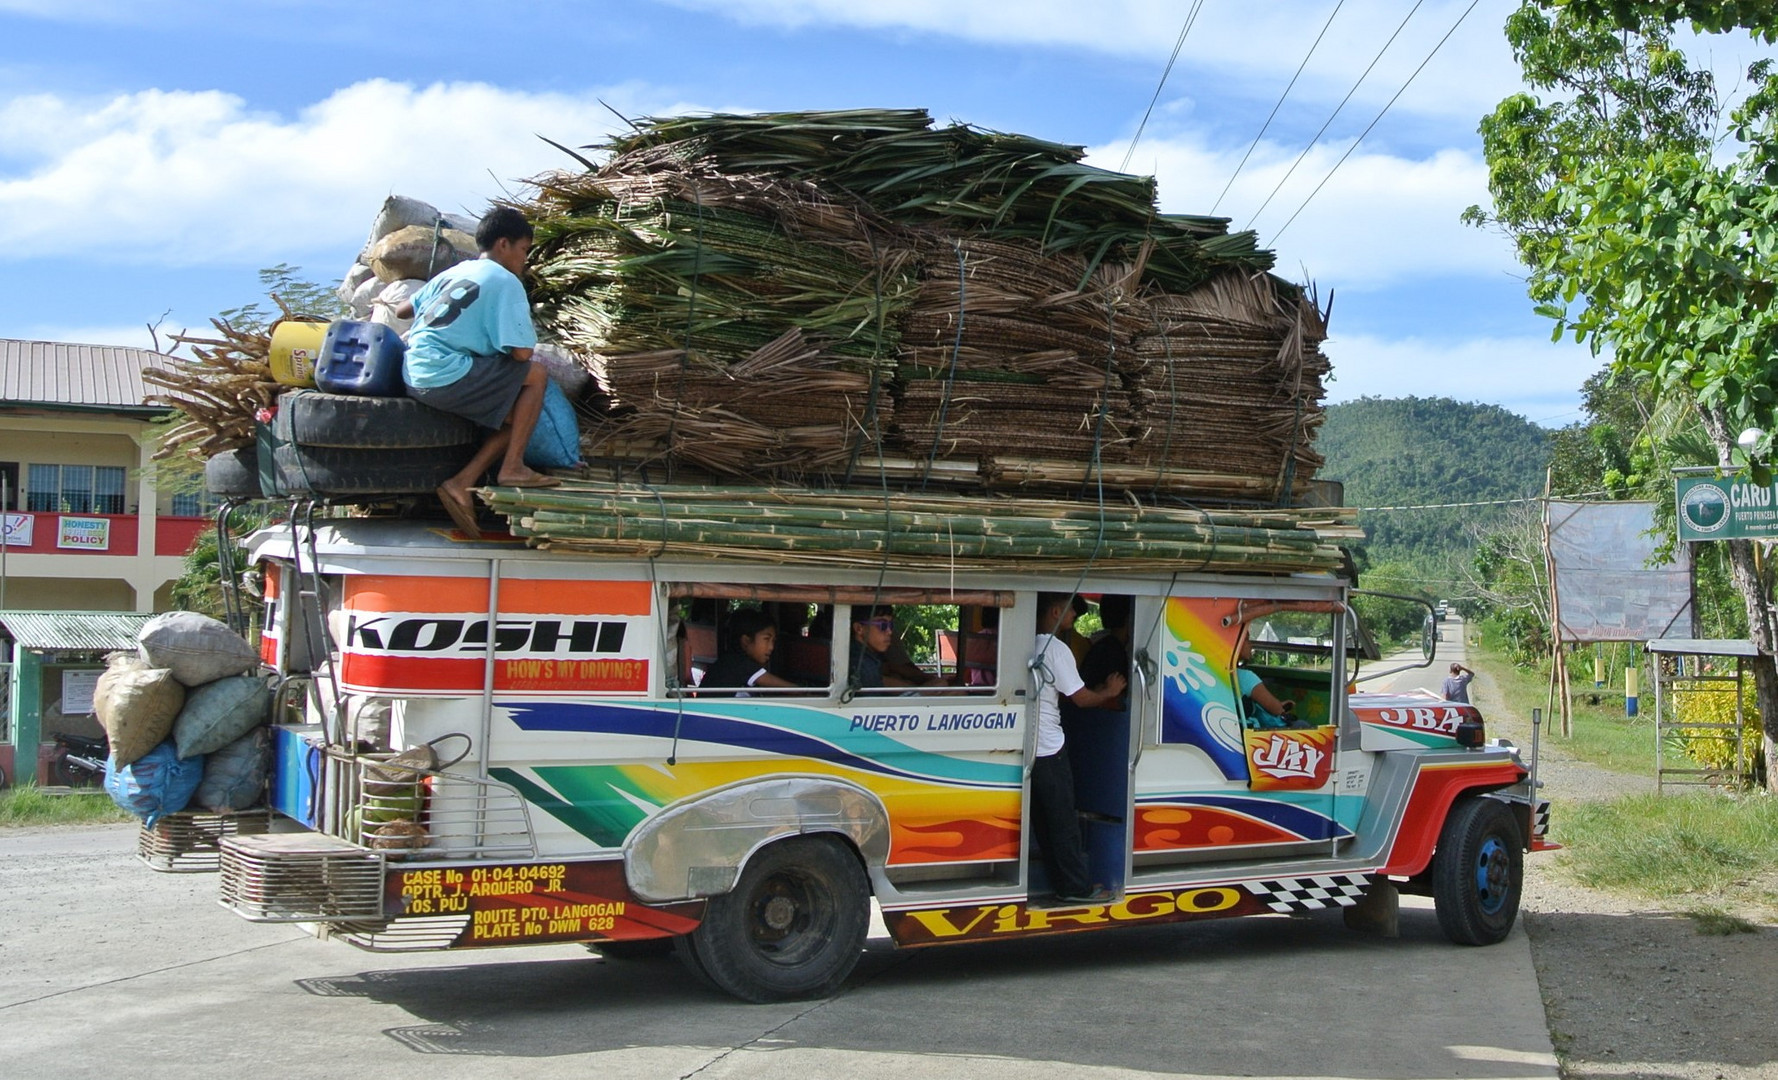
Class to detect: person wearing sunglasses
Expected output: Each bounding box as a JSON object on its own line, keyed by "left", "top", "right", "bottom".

{"left": 849, "top": 607, "right": 946, "bottom": 689}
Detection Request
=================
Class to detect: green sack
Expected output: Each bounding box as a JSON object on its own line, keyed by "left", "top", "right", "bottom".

{"left": 173, "top": 675, "right": 272, "bottom": 759}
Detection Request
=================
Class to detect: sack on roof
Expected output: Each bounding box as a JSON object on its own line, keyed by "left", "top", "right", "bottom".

{"left": 370, "top": 225, "right": 476, "bottom": 284}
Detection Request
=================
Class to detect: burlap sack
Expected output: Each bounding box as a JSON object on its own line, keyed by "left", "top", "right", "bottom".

{"left": 94, "top": 653, "right": 185, "bottom": 768}
{"left": 172, "top": 674, "right": 272, "bottom": 759}
{"left": 137, "top": 611, "right": 257, "bottom": 687}
{"left": 369, "top": 225, "right": 476, "bottom": 283}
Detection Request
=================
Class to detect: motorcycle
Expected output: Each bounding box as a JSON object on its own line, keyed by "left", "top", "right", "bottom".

{"left": 51, "top": 731, "right": 108, "bottom": 788}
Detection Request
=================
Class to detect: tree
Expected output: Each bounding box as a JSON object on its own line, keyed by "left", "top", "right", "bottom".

{"left": 1473, "top": 2, "right": 1778, "bottom": 787}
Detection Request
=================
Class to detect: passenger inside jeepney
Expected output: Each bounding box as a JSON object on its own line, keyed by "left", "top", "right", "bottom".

{"left": 849, "top": 607, "right": 948, "bottom": 689}
{"left": 1080, "top": 595, "right": 1132, "bottom": 712}
{"left": 700, "top": 608, "right": 799, "bottom": 697}
{"left": 1237, "top": 635, "right": 1304, "bottom": 729}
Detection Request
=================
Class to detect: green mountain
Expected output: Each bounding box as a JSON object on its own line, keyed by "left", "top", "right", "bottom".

{"left": 1316, "top": 396, "right": 1551, "bottom": 569}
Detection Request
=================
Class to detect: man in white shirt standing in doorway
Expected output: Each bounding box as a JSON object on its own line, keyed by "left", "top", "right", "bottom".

{"left": 1030, "top": 592, "right": 1127, "bottom": 905}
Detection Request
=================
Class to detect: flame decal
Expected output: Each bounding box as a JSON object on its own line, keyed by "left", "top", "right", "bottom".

{"left": 894, "top": 816, "right": 1021, "bottom": 861}
{"left": 1134, "top": 803, "right": 1305, "bottom": 850}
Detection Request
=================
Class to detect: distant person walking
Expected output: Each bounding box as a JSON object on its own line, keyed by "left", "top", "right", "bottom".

{"left": 1442, "top": 663, "right": 1475, "bottom": 704}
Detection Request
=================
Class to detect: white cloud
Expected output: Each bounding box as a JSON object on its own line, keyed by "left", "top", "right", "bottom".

{"left": 667, "top": 0, "right": 1524, "bottom": 122}
{"left": 1092, "top": 133, "right": 1510, "bottom": 288}
{"left": 0, "top": 79, "right": 689, "bottom": 267}
{"left": 1323, "top": 331, "right": 1600, "bottom": 424}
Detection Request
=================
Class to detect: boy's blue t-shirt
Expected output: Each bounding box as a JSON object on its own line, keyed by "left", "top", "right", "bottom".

{"left": 403, "top": 258, "right": 537, "bottom": 388}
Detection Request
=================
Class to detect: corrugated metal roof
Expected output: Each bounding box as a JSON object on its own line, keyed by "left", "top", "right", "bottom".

{"left": 0, "top": 338, "right": 181, "bottom": 410}
{"left": 0, "top": 610, "right": 155, "bottom": 651}
{"left": 1645, "top": 638, "right": 1760, "bottom": 657}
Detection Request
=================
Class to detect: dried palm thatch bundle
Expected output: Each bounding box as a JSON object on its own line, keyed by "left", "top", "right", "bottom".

{"left": 515, "top": 108, "right": 1323, "bottom": 503}
{"left": 146, "top": 305, "right": 303, "bottom": 460}
{"left": 893, "top": 235, "right": 1150, "bottom": 466}
{"left": 1122, "top": 272, "right": 1331, "bottom": 498}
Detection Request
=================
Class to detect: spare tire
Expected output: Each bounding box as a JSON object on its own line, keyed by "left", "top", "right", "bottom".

{"left": 276, "top": 390, "right": 477, "bottom": 449}
{"left": 273, "top": 443, "right": 477, "bottom": 496}
{"left": 204, "top": 447, "right": 260, "bottom": 497}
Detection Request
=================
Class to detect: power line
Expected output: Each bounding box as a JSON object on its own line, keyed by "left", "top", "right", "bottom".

{"left": 1120, "top": 0, "right": 1206, "bottom": 174}
{"left": 1212, "top": 0, "right": 1346, "bottom": 215}
{"left": 1270, "top": 0, "right": 1483, "bottom": 245}
{"left": 1244, "top": 0, "right": 1425, "bottom": 230}
{"left": 1354, "top": 489, "right": 1611, "bottom": 512}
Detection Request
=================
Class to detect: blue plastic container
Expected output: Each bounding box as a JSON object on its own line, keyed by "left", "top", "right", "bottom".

{"left": 317, "top": 319, "right": 408, "bottom": 397}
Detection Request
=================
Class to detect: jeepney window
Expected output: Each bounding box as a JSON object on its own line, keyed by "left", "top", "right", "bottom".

{"left": 1241, "top": 612, "right": 1338, "bottom": 729}
{"left": 669, "top": 597, "right": 835, "bottom": 696}
{"left": 846, "top": 603, "right": 999, "bottom": 694}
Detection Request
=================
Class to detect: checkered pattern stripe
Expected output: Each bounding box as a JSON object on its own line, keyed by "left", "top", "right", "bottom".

{"left": 1534, "top": 801, "right": 1551, "bottom": 838}
{"left": 1240, "top": 874, "right": 1371, "bottom": 913}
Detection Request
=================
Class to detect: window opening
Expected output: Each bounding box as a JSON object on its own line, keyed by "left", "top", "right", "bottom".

{"left": 847, "top": 602, "right": 999, "bottom": 695}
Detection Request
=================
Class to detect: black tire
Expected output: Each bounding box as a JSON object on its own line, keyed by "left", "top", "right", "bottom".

{"left": 587, "top": 938, "right": 677, "bottom": 960}
{"left": 1432, "top": 796, "right": 1523, "bottom": 946}
{"left": 273, "top": 443, "right": 476, "bottom": 496}
{"left": 204, "top": 447, "right": 261, "bottom": 497}
{"left": 685, "top": 835, "right": 869, "bottom": 1002}
{"left": 276, "top": 390, "right": 478, "bottom": 449}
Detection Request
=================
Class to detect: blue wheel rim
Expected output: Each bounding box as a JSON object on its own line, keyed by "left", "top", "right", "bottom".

{"left": 1475, "top": 836, "right": 1511, "bottom": 916}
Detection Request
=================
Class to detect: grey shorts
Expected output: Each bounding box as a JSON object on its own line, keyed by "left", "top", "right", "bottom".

{"left": 406, "top": 354, "right": 529, "bottom": 430}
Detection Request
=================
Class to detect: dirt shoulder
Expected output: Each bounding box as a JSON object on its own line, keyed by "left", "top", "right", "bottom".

{"left": 1472, "top": 665, "right": 1778, "bottom": 1080}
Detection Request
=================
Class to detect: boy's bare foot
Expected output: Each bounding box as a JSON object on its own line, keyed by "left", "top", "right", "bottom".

{"left": 436, "top": 483, "right": 481, "bottom": 539}
{"left": 495, "top": 468, "right": 561, "bottom": 488}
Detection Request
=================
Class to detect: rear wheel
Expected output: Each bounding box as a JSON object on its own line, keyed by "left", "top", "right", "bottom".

{"left": 685, "top": 835, "right": 869, "bottom": 1002}
{"left": 1432, "top": 796, "right": 1523, "bottom": 946}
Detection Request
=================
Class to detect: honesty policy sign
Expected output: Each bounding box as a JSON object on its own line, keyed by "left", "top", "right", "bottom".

{"left": 1676, "top": 476, "right": 1778, "bottom": 540}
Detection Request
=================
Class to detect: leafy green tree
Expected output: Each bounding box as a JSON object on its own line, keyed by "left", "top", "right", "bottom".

{"left": 1473, "top": 1, "right": 1778, "bottom": 786}
{"left": 216, "top": 263, "right": 346, "bottom": 334}
{"left": 1317, "top": 396, "right": 1550, "bottom": 569}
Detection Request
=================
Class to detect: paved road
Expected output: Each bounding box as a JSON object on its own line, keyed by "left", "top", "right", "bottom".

{"left": 1371, "top": 614, "right": 1469, "bottom": 697}
{"left": 1, "top": 815, "right": 1556, "bottom": 1080}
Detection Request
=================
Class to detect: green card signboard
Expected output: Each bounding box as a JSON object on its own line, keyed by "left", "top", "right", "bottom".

{"left": 1676, "top": 476, "right": 1778, "bottom": 540}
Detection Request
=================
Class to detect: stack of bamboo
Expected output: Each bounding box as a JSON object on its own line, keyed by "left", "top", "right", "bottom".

{"left": 481, "top": 479, "right": 1361, "bottom": 575}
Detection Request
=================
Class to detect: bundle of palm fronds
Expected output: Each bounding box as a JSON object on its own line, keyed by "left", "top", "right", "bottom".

{"left": 516, "top": 108, "right": 1325, "bottom": 505}
{"left": 146, "top": 312, "right": 288, "bottom": 460}
{"left": 1121, "top": 273, "right": 1331, "bottom": 498}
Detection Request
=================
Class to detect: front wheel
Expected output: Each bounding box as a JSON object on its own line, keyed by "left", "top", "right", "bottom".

{"left": 1432, "top": 796, "right": 1523, "bottom": 946}
{"left": 685, "top": 835, "right": 869, "bottom": 1002}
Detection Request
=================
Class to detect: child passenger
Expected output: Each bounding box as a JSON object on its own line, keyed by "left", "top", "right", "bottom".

{"left": 701, "top": 609, "right": 797, "bottom": 697}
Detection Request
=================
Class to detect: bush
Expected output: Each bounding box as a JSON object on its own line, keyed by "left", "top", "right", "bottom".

{"left": 1669, "top": 677, "right": 1764, "bottom": 785}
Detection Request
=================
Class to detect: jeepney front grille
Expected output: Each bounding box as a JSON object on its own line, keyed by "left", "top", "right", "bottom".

{"left": 138, "top": 810, "right": 271, "bottom": 873}
{"left": 220, "top": 833, "right": 385, "bottom": 922}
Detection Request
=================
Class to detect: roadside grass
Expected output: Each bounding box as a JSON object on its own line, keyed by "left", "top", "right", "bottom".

{"left": 1556, "top": 792, "right": 1778, "bottom": 918}
{"left": 0, "top": 785, "right": 132, "bottom": 827}
{"left": 1472, "top": 635, "right": 1654, "bottom": 778}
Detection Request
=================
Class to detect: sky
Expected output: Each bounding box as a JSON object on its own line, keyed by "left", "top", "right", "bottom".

{"left": 1, "top": 0, "right": 1771, "bottom": 427}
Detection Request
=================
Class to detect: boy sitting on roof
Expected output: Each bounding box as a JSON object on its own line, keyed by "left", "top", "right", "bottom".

{"left": 396, "top": 206, "right": 560, "bottom": 538}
